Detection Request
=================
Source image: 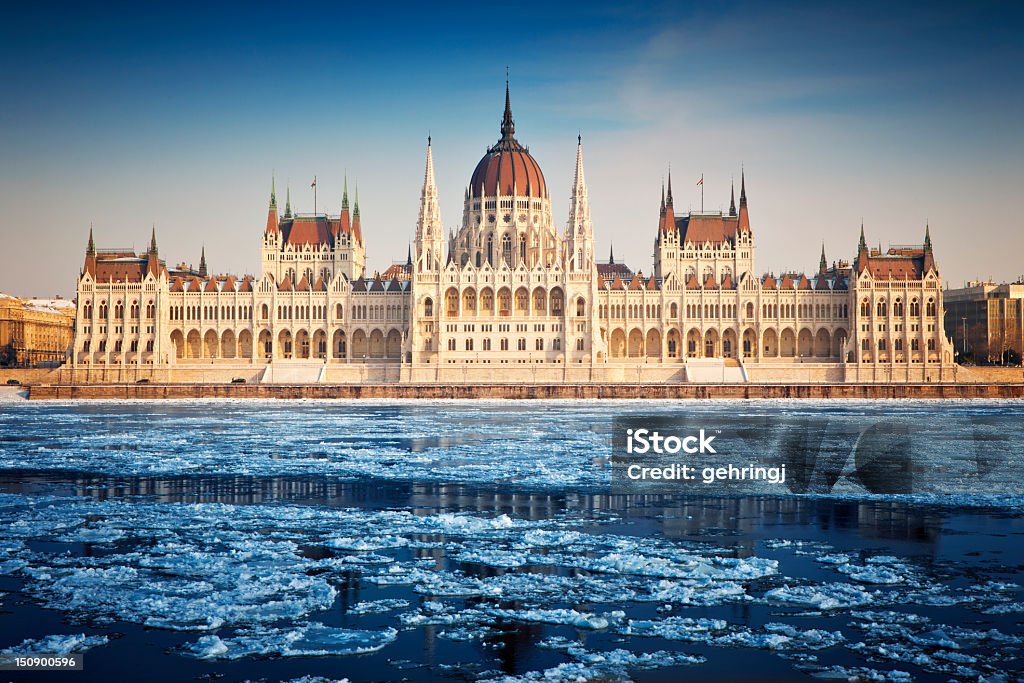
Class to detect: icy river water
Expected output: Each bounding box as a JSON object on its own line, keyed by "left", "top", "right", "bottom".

{"left": 0, "top": 399, "right": 1023, "bottom": 682}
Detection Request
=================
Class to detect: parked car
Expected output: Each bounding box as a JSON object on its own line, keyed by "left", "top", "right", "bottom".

{"left": 6, "top": 379, "right": 21, "bottom": 386}
{"left": 231, "top": 378, "right": 246, "bottom": 384}
{"left": 135, "top": 378, "right": 150, "bottom": 384}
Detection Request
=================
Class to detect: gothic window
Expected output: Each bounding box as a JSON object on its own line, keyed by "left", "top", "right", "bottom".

{"left": 862, "top": 338, "right": 870, "bottom": 351}
{"left": 551, "top": 291, "right": 563, "bottom": 316}
{"left": 502, "top": 234, "right": 512, "bottom": 265}
{"left": 895, "top": 338, "right": 904, "bottom": 351}
{"left": 517, "top": 338, "right": 526, "bottom": 351}
{"left": 746, "top": 302, "right": 754, "bottom": 318}
{"left": 553, "top": 338, "right": 561, "bottom": 350}
{"left": 894, "top": 299, "right": 904, "bottom": 316}
{"left": 519, "top": 235, "right": 527, "bottom": 264}
{"left": 423, "top": 298, "right": 433, "bottom": 317}
{"left": 576, "top": 338, "right": 585, "bottom": 351}
{"left": 860, "top": 299, "right": 870, "bottom": 317}
{"left": 927, "top": 338, "right": 936, "bottom": 350}
{"left": 910, "top": 299, "right": 920, "bottom": 316}
{"left": 446, "top": 291, "right": 458, "bottom": 316}
{"left": 482, "top": 290, "right": 494, "bottom": 311}
{"left": 876, "top": 299, "right": 887, "bottom": 317}
{"left": 535, "top": 338, "right": 544, "bottom": 350}
{"left": 486, "top": 234, "right": 493, "bottom": 264}
{"left": 465, "top": 339, "right": 473, "bottom": 351}
{"left": 483, "top": 338, "right": 491, "bottom": 351}
{"left": 878, "top": 339, "right": 887, "bottom": 351}
{"left": 912, "top": 338, "right": 920, "bottom": 351}
{"left": 448, "top": 338, "right": 456, "bottom": 351}
{"left": 501, "top": 338, "right": 509, "bottom": 351}
{"left": 926, "top": 298, "right": 936, "bottom": 317}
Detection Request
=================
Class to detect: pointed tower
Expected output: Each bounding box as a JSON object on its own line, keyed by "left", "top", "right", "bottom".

{"left": 265, "top": 177, "right": 279, "bottom": 234}
{"left": 414, "top": 136, "right": 444, "bottom": 273}
{"left": 84, "top": 225, "right": 97, "bottom": 277}
{"left": 655, "top": 169, "right": 679, "bottom": 278}
{"left": 198, "top": 246, "right": 208, "bottom": 278}
{"left": 147, "top": 226, "right": 161, "bottom": 277}
{"left": 729, "top": 178, "right": 736, "bottom": 217}
{"left": 923, "top": 222, "right": 935, "bottom": 272}
{"left": 819, "top": 243, "right": 828, "bottom": 275}
{"left": 284, "top": 186, "right": 292, "bottom": 218}
{"left": 609, "top": 243, "right": 615, "bottom": 265}
{"left": 737, "top": 168, "right": 750, "bottom": 232}
{"left": 340, "top": 175, "right": 351, "bottom": 236}
{"left": 565, "top": 134, "right": 595, "bottom": 272}
{"left": 352, "top": 185, "right": 363, "bottom": 246}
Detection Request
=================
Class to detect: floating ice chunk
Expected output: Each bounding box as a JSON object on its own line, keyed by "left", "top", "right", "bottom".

{"left": 1, "top": 633, "right": 109, "bottom": 655}
{"left": 809, "top": 665, "right": 912, "bottom": 681}
{"left": 622, "top": 616, "right": 728, "bottom": 641}
{"left": 715, "top": 624, "right": 845, "bottom": 651}
{"left": 325, "top": 535, "right": 409, "bottom": 551}
{"left": 765, "top": 583, "right": 878, "bottom": 610}
{"left": 185, "top": 623, "right": 397, "bottom": 660}
{"left": 347, "top": 599, "right": 410, "bottom": 615}
{"left": 489, "top": 608, "right": 616, "bottom": 630}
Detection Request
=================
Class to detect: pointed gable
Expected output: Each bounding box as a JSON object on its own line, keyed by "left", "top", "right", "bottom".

{"left": 296, "top": 275, "right": 310, "bottom": 292}
{"left": 240, "top": 276, "right": 253, "bottom": 292}
{"left": 611, "top": 275, "right": 625, "bottom": 290}
{"left": 762, "top": 274, "right": 776, "bottom": 290}
{"left": 686, "top": 274, "right": 701, "bottom": 290}
{"left": 646, "top": 275, "right": 658, "bottom": 291}
{"left": 797, "top": 275, "right": 812, "bottom": 290}
{"left": 721, "top": 273, "right": 735, "bottom": 290}
{"left": 279, "top": 274, "right": 293, "bottom": 292}
{"left": 204, "top": 278, "right": 219, "bottom": 293}
{"left": 703, "top": 274, "right": 718, "bottom": 290}
{"left": 628, "top": 274, "right": 644, "bottom": 290}
{"left": 813, "top": 273, "right": 831, "bottom": 290}
{"left": 779, "top": 274, "right": 795, "bottom": 290}
{"left": 313, "top": 276, "right": 326, "bottom": 292}
{"left": 170, "top": 277, "right": 184, "bottom": 292}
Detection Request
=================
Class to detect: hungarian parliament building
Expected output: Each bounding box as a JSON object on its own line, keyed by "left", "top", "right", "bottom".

{"left": 69, "top": 85, "right": 955, "bottom": 384}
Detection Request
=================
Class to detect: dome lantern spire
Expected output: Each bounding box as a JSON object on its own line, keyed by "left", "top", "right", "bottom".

{"left": 501, "top": 67, "right": 515, "bottom": 140}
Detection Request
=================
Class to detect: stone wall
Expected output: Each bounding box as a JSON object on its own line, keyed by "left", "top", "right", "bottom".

{"left": 29, "top": 382, "right": 1024, "bottom": 400}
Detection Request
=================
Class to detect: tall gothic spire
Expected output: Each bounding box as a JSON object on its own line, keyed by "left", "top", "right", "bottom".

{"left": 417, "top": 136, "right": 442, "bottom": 238}
{"left": 285, "top": 186, "right": 292, "bottom": 218}
{"left": 198, "top": 246, "right": 208, "bottom": 278}
{"left": 729, "top": 178, "right": 736, "bottom": 216}
{"left": 739, "top": 168, "right": 747, "bottom": 208}
{"left": 150, "top": 226, "right": 158, "bottom": 255}
{"left": 819, "top": 243, "right": 827, "bottom": 274}
{"left": 269, "top": 176, "right": 277, "bottom": 208}
{"left": 87, "top": 225, "right": 95, "bottom": 255}
{"left": 567, "top": 134, "right": 592, "bottom": 246}
{"left": 924, "top": 222, "right": 932, "bottom": 252}
{"left": 500, "top": 71, "right": 515, "bottom": 139}
{"left": 342, "top": 175, "right": 349, "bottom": 211}
{"left": 609, "top": 243, "right": 615, "bottom": 265}
{"left": 666, "top": 169, "right": 674, "bottom": 205}
{"left": 858, "top": 221, "right": 867, "bottom": 252}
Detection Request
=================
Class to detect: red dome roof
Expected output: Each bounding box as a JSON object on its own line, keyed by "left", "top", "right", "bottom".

{"left": 469, "top": 84, "right": 547, "bottom": 199}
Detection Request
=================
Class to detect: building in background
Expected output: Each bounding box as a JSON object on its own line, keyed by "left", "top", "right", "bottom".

{"left": 67, "top": 84, "right": 956, "bottom": 384}
{"left": 944, "top": 282, "right": 1024, "bottom": 365}
{"left": 0, "top": 294, "right": 76, "bottom": 367}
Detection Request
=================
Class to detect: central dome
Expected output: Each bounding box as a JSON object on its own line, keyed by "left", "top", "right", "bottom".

{"left": 469, "top": 84, "right": 547, "bottom": 199}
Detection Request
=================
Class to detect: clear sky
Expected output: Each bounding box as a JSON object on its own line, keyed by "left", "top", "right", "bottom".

{"left": 1, "top": 1, "right": 1021, "bottom": 298}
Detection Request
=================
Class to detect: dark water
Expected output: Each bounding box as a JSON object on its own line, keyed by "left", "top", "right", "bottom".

{"left": 0, "top": 400, "right": 1022, "bottom": 682}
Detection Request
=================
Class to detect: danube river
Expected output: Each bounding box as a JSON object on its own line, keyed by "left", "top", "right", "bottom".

{"left": 0, "top": 399, "right": 1022, "bottom": 682}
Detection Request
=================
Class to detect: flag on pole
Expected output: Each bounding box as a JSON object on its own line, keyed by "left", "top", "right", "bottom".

{"left": 311, "top": 176, "right": 317, "bottom": 188}
{"left": 696, "top": 174, "right": 703, "bottom": 186}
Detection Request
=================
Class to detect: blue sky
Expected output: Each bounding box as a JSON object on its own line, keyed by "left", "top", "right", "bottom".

{"left": 1, "top": 1, "right": 1021, "bottom": 297}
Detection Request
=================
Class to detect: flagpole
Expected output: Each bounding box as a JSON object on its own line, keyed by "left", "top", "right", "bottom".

{"left": 313, "top": 176, "right": 317, "bottom": 215}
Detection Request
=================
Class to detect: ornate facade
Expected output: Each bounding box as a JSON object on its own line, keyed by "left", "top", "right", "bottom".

{"left": 69, "top": 85, "right": 956, "bottom": 384}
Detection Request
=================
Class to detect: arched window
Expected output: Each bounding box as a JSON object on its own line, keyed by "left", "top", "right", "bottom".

{"left": 926, "top": 298, "right": 936, "bottom": 317}
{"left": 501, "top": 234, "right": 512, "bottom": 265}
{"left": 910, "top": 298, "right": 920, "bottom": 317}
{"left": 876, "top": 299, "right": 887, "bottom": 317}
{"left": 860, "top": 299, "right": 870, "bottom": 317}
{"left": 893, "top": 298, "right": 904, "bottom": 316}
{"left": 670, "top": 302, "right": 678, "bottom": 318}
{"left": 424, "top": 298, "right": 434, "bottom": 317}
